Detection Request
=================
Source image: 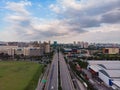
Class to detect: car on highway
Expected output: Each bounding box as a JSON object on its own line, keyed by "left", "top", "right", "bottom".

{"left": 51, "top": 86, "right": 54, "bottom": 89}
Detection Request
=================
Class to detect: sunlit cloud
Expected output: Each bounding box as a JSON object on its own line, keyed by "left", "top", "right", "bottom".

{"left": 0, "top": 0, "right": 120, "bottom": 43}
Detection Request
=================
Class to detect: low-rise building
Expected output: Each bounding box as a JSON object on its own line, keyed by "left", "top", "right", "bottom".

{"left": 0, "top": 41, "right": 51, "bottom": 57}
{"left": 24, "top": 47, "right": 41, "bottom": 56}
{"left": 88, "top": 61, "right": 120, "bottom": 90}
{"left": 0, "top": 46, "right": 18, "bottom": 55}
{"left": 44, "top": 43, "right": 50, "bottom": 53}
{"left": 15, "top": 48, "right": 24, "bottom": 55}
{"left": 0, "top": 46, "right": 42, "bottom": 56}
{"left": 103, "top": 48, "right": 120, "bottom": 54}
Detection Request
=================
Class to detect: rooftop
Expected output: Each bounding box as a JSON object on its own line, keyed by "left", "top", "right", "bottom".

{"left": 113, "top": 80, "right": 120, "bottom": 88}
{"left": 88, "top": 60, "right": 120, "bottom": 65}
{"left": 99, "top": 69, "right": 120, "bottom": 78}
{"left": 98, "top": 64, "right": 120, "bottom": 70}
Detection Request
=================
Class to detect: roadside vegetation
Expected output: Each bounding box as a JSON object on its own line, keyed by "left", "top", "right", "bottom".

{"left": 87, "top": 53, "right": 120, "bottom": 60}
{"left": 0, "top": 50, "right": 54, "bottom": 62}
{"left": 69, "top": 59, "right": 95, "bottom": 90}
{"left": 0, "top": 61, "right": 44, "bottom": 90}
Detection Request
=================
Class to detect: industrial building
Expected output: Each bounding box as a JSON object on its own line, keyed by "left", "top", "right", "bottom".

{"left": 103, "top": 48, "right": 120, "bottom": 54}
{"left": 87, "top": 61, "right": 120, "bottom": 90}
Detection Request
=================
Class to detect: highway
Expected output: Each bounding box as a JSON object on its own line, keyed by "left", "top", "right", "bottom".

{"left": 59, "top": 52, "right": 75, "bottom": 90}
{"left": 44, "top": 53, "right": 58, "bottom": 90}
{"left": 36, "top": 64, "right": 50, "bottom": 90}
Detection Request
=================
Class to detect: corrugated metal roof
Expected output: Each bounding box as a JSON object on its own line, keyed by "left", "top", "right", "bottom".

{"left": 113, "top": 80, "right": 120, "bottom": 88}
{"left": 98, "top": 64, "right": 107, "bottom": 69}
{"left": 105, "top": 70, "right": 120, "bottom": 78}
{"left": 99, "top": 70, "right": 110, "bottom": 77}
{"left": 88, "top": 65, "right": 102, "bottom": 72}
{"left": 88, "top": 61, "right": 120, "bottom": 80}
{"left": 88, "top": 61, "right": 120, "bottom": 65}
{"left": 99, "top": 69, "right": 120, "bottom": 78}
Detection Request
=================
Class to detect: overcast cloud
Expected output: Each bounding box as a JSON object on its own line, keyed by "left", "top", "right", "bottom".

{"left": 0, "top": 0, "right": 120, "bottom": 43}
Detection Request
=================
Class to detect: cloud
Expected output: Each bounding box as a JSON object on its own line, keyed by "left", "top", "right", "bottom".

{"left": 3, "top": 1, "right": 72, "bottom": 40}
{"left": 82, "top": 30, "right": 120, "bottom": 43}
{"left": 49, "top": 4, "right": 60, "bottom": 13}
{"left": 101, "top": 8, "right": 120, "bottom": 23}
{"left": 49, "top": 0, "right": 120, "bottom": 42}
{"left": 53, "top": 0, "right": 120, "bottom": 25}
{"left": 1, "top": 0, "right": 120, "bottom": 43}
{"left": 5, "top": 1, "right": 31, "bottom": 15}
{"left": 4, "top": 0, "right": 87, "bottom": 41}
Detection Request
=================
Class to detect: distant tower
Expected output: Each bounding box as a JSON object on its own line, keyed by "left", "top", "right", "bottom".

{"left": 73, "top": 41, "right": 76, "bottom": 45}
{"left": 49, "top": 41, "right": 51, "bottom": 45}
{"left": 78, "top": 41, "right": 81, "bottom": 46}
{"left": 54, "top": 41, "right": 57, "bottom": 46}
{"left": 39, "top": 41, "right": 41, "bottom": 44}
{"left": 80, "top": 41, "right": 84, "bottom": 48}
{"left": 84, "top": 42, "right": 89, "bottom": 48}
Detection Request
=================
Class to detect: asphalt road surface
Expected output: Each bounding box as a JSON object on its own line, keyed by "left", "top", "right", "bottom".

{"left": 36, "top": 63, "right": 51, "bottom": 90}
{"left": 45, "top": 53, "right": 58, "bottom": 90}
{"left": 59, "top": 52, "right": 75, "bottom": 90}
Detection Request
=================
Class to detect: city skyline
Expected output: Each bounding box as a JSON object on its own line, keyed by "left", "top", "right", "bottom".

{"left": 0, "top": 0, "right": 120, "bottom": 43}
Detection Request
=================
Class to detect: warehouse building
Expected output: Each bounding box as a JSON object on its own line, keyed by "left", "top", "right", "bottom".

{"left": 87, "top": 61, "right": 120, "bottom": 90}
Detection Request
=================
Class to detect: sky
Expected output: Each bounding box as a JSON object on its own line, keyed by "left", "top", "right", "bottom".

{"left": 0, "top": 0, "right": 120, "bottom": 43}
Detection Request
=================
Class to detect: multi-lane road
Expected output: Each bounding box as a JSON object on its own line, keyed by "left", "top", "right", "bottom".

{"left": 44, "top": 52, "right": 75, "bottom": 90}
{"left": 36, "top": 64, "right": 50, "bottom": 90}
{"left": 59, "top": 52, "right": 75, "bottom": 90}
{"left": 44, "top": 52, "right": 82, "bottom": 90}
{"left": 45, "top": 52, "right": 58, "bottom": 90}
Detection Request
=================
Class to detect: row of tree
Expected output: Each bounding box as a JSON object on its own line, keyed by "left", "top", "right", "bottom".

{"left": 69, "top": 61, "right": 95, "bottom": 90}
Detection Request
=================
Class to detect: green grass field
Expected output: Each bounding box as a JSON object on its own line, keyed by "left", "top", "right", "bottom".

{"left": 0, "top": 61, "right": 44, "bottom": 90}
